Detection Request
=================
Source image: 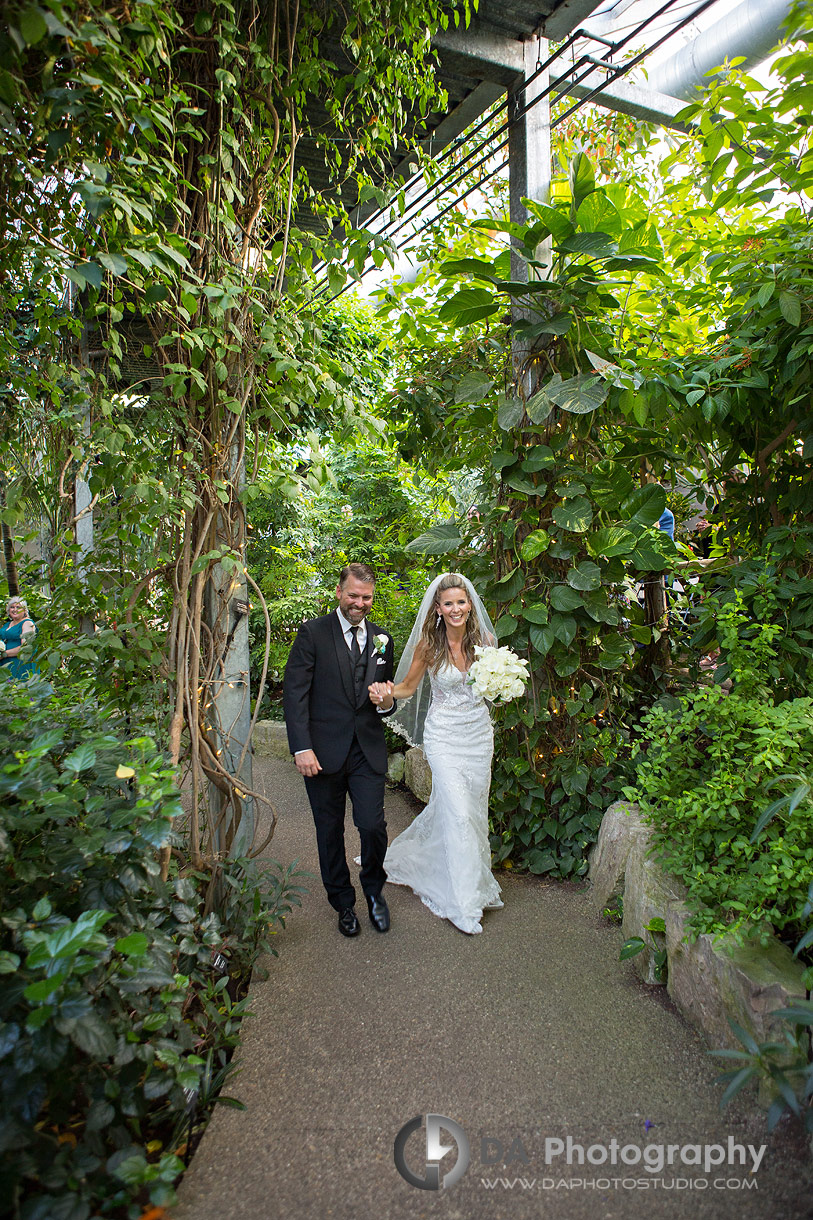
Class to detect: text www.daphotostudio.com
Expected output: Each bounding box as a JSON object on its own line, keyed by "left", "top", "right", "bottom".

{"left": 393, "top": 1115, "right": 764, "bottom": 1193}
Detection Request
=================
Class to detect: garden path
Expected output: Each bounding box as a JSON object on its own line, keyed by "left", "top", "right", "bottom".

{"left": 172, "top": 754, "right": 812, "bottom": 1220}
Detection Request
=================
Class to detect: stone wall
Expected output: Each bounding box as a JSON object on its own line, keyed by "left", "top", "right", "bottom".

{"left": 589, "top": 801, "right": 807, "bottom": 1050}
{"left": 253, "top": 720, "right": 291, "bottom": 760}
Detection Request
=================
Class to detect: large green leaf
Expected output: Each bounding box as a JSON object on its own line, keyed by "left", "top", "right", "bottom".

{"left": 454, "top": 371, "right": 495, "bottom": 403}
{"left": 505, "top": 473, "right": 538, "bottom": 494}
{"left": 437, "top": 287, "right": 500, "bottom": 326}
{"left": 66, "top": 261, "right": 104, "bottom": 292}
{"left": 569, "top": 151, "right": 596, "bottom": 212}
{"left": 115, "top": 932, "right": 149, "bottom": 957}
{"left": 522, "top": 603, "right": 549, "bottom": 624}
{"left": 550, "top": 585, "right": 582, "bottom": 612}
{"left": 526, "top": 389, "right": 553, "bottom": 424}
{"left": 97, "top": 251, "right": 129, "bottom": 276}
{"left": 71, "top": 1013, "right": 117, "bottom": 1058}
{"left": 582, "top": 592, "right": 619, "bottom": 624}
{"left": 604, "top": 254, "right": 660, "bottom": 272}
{"left": 779, "top": 290, "right": 801, "bottom": 327}
{"left": 629, "top": 544, "right": 669, "bottom": 572}
{"left": 524, "top": 200, "right": 575, "bottom": 242}
{"left": 621, "top": 483, "right": 667, "bottom": 526}
{"left": 522, "top": 445, "right": 555, "bottom": 471}
{"left": 439, "top": 257, "right": 499, "bottom": 280}
{"left": 497, "top": 395, "right": 525, "bottom": 430}
{"left": 405, "top": 523, "right": 461, "bottom": 554}
{"left": 495, "top": 279, "right": 558, "bottom": 298}
{"left": 545, "top": 373, "right": 609, "bottom": 414}
{"left": 586, "top": 526, "right": 636, "bottom": 558}
{"left": 557, "top": 232, "right": 617, "bottom": 258}
{"left": 531, "top": 313, "right": 573, "bottom": 336}
{"left": 529, "top": 624, "right": 554, "bottom": 655}
{"left": 550, "top": 614, "right": 577, "bottom": 646}
{"left": 496, "top": 615, "right": 518, "bottom": 640}
{"left": 619, "top": 226, "right": 662, "bottom": 258}
{"left": 575, "top": 192, "right": 622, "bottom": 236}
{"left": 551, "top": 495, "right": 593, "bottom": 533}
{"left": 592, "top": 466, "right": 634, "bottom": 508}
{"left": 63, "top": 744, "right": 97, "bottom": 773}
{"left": 567, "top": 562, "right": 601, "bottom": 591}
{"left": 520, "top": 530, "right": 551, "bottom": 560}
{"left": 20, "top": 6, "right": 48, "bottom": 45}
{"left": 554, "top": 480, "right": 587, "bottom": 498}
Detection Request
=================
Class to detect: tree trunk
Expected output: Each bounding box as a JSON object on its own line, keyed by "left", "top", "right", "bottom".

{"left": 0, "top": 481, "right": 19, "bottom": 596}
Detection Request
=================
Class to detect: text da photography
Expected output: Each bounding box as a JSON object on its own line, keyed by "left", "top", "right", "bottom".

{"left": 393, "top": 1114, "right": 766, "bottom": 1192}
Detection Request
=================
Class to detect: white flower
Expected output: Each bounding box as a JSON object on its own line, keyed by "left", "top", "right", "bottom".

{"left": 373, "top": 633, "right": 388, "bottom": 656}
{"left": 0, "top": 640, "right": 5, "bottom": 654}
{"left": 468, "top": 645, "right": 529, "bottom": 704}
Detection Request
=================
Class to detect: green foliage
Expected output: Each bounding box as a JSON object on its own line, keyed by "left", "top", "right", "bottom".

{"left": 0, "top": 675, "right": 305, "bottom": 1217}
{"left": 247, "top": 440, "right": 452, "bottom": 691}
{"left": 711, "top": 757, "right": 813, "bottom": 1134}
{"left": 690, "top": 526, "right": 813, "bottom": 699}
{"left": 620, "top": 916, "right": 668, "bottom": 984}
{"left": 0, "top": 0, "right": 457, "bottom": 871}
{"left": 711, "top": 1013, "right": 813, "bottom": 1132}
{"left": 388, "top": 158, "right": 685, "bottom": 876}
{"left": 628, "top": 604, "right": 813, "bottom": 943}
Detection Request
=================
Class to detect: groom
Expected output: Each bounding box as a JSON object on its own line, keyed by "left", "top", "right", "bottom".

{"left": 283, "top": 563, "right": 396, "bottom": 937}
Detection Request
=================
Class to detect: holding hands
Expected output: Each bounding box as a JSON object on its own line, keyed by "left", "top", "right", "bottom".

{"left": 368, "top": 680, "right": 394, "bottom": 710}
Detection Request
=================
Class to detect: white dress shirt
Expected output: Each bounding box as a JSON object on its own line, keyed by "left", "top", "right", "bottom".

{"left": 336, "top": 606, "right": 367, "bottom": 651}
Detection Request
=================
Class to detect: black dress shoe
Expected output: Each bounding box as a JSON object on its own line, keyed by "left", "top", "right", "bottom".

{"left": 338, "top": 906, "right": 360, "bottom": 937}
{"left": 366, "top": 893, "right": 390, "bottom": 933}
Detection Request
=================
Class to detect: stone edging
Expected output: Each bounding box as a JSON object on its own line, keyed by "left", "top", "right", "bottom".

{"left": 588, "top": 800, "right": 807, "bottom": 1050}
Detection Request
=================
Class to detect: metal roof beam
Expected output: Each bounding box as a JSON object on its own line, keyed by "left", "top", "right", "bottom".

{"left": 542, "top": 0, "right": 609, "bottom": 42}
{"left": 433, "top": 27, "right": 525, "bottom": 85}
{"left": 559, "top": 73, "right": 689, "bottom": 129}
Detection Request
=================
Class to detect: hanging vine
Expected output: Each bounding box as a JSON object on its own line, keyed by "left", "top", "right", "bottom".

{"left": 0, "top": 0, "right": 453, "bottom": 894}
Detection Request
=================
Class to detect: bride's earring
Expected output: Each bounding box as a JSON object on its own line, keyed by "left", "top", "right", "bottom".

{"left": 436, "top": 612, "right": 442, "bottom": 628}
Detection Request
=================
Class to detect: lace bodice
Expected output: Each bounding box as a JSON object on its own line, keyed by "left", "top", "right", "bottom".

{"left": 428, "top": 662, "right": 485, "bottom": 711}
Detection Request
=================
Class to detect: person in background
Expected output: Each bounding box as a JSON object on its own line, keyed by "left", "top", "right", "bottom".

{"left": 0, "top": 596, "right": 38, "bottom": 679}
{"left": 656, "top": 505, "right": 675, "bottom": 541}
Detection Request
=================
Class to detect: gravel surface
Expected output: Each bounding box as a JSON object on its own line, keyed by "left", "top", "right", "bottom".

{"left": 172, "top": 754, "right": 813, "bottom": 1220}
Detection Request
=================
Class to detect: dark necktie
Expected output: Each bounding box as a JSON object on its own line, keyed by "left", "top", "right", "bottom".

{"left": 350, "top": 624, "right": 361, "bottom": 663}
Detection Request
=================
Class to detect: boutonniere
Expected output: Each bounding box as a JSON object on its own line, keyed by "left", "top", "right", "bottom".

{"left": 373, "top": 633, "right": 388, "bottom": 656}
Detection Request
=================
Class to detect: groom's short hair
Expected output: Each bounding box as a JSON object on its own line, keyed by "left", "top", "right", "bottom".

{"left": 339, "top": 562, "right": 376, "bottom": 587}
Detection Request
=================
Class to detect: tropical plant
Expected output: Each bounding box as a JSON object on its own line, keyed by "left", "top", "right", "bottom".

{"left": 0, "top": 673, "right": 307, "bottom": 1217}
{"left": 0, "top": 0, "right": 457, "bottom": 888}
{"left": 628, "top": 600, "right": 813, "bottom": 944}
{"left": 394, "top": 153, "right": 685, "bottom": 876}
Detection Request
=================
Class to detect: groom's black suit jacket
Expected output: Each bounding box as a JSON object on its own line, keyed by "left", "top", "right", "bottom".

{"left": 283, "top": 610, "right": 396, "bottom": 775}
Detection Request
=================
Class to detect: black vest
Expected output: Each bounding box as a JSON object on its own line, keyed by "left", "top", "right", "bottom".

{"left": 348, "top": 628, "right": 366, "bottom": 700}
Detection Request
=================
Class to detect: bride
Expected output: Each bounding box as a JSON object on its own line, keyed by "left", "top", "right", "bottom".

{"left": 369, "top": 573, "right": 503, "bottom": 935}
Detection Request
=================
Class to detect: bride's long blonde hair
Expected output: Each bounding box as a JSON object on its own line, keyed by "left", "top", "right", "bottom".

{"left": 418, "top": 573, "right": 483, "bottom": 674}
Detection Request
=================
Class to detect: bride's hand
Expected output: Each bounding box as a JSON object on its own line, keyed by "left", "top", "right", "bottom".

{"left": 368, "top": 681, "right": 394, "bottom": 709}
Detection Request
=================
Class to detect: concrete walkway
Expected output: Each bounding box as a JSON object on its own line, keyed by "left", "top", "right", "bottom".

{"left": 173, "top": 755, "right": 812, "bottom": 1220}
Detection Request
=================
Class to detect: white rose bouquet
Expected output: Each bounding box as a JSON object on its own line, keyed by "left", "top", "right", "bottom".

{"left": 0, "top": 640, "right": 5, "bottom": 655}
{"left": 468, "top": 644, "right": 529, "bottom": 704}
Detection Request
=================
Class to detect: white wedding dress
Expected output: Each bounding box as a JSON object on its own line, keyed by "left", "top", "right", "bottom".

{"left": 384, "top": 663, "right": 503, "bottom": 934}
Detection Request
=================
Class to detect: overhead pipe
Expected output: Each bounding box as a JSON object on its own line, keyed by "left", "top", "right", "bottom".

{"left": 643, "top": 0, "right": 795, "bottom": 98}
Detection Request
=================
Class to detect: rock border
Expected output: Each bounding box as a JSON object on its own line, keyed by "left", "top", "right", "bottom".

{"left": 589, "top": 801, "right": 807, "bottom": 1050}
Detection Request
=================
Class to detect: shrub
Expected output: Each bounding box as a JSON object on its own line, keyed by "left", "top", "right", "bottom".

{"left": 628, "top": 606, "right": 813, "bottom": 943}
{"left": 0, "top": 675, "right": 303, "bottom": 1219}
{"left": 691, "top": 525, "right": 813, "bottom": 700}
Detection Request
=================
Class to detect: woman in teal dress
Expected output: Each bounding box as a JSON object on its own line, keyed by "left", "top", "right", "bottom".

{"left": 0, "top": 595, "right": 38, "bottom": 679}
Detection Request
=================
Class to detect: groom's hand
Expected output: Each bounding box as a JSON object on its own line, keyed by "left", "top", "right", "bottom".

{"left": 369, "top": 681, "right": 394, "bottom": 711}
{"left": 294, "top": 749, "right": 322, "bottom": 777}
